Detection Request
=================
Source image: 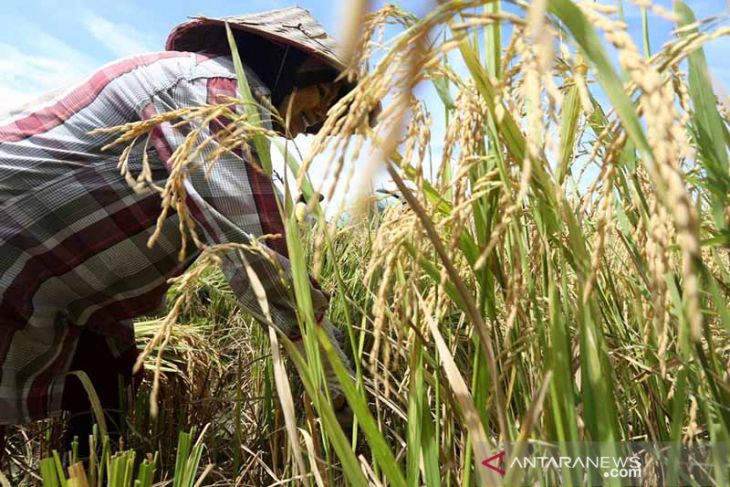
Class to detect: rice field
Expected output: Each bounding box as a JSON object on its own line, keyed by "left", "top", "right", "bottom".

{"left": 2, "top": 1, "right": 730, "bottom": 486}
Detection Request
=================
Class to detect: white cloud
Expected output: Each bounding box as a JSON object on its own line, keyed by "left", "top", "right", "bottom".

{"left": 0, "top": 84, "right": 35, "bottom": 112}
{"left": 0, "top": 9, "right": 160, "bottom": 116}
{"left": 0, "top": 44, "right": 88, "bottom": 86}
{"left": 0, "top": 27, "right": 98, "bottom": 115}
{"left": 82, "top": 12, "right": 156, "bottom": 58}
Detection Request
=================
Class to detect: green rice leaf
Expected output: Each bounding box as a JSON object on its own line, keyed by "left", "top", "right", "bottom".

{"left": 674, "top": 0, "right": 730, "bottom": 228}
{"left": 225, "top": 22, "right": 272, "bottom": 175}
{"left": 39, "top": 457, "right": 60, "bottom": 487}
{"left": 282, "top": 335, "right": 370, "bottom": 487}
{"left": 318, "top": 326, "right": 407, "bottom": 487}
{"left": 558, "top": 85, "right": 581, "bottom": 184}
{"left": 66, "top": 371, "right": 108, "bottom": 439}
{"left": 548, "top": 0, "right": 654, "bottom": 164}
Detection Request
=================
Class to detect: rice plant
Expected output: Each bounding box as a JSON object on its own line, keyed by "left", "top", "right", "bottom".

{"left": 37, "top": 428, "right": 206, "bottom": 487}
{"left": 4, "top": 0, "right": 729, "bottom": 485}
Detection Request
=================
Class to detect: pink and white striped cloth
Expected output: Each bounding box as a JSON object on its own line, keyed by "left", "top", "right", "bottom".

{"left": 0, "top": 52, "right": 337, "bottom": 424}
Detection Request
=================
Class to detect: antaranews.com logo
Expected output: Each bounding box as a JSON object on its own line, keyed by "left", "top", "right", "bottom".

{"left": 478, "top": 442, "right": 729, "bottom": 486}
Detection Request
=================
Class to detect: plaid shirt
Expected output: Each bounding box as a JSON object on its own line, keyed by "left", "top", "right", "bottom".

{"left": 0, "top": 52, "right": 332, "bottom": 424}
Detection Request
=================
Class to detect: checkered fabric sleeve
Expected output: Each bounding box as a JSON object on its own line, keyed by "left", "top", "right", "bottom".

{"left": 0, "top": 53, "right": 352, "bottom": 425}
{"left": 138, "top": 58, "right": 331, "bottom": 342}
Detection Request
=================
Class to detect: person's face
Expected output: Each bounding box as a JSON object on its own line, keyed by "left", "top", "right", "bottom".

{"left": 277, "top": 83, "right": 340, "bottom": 137}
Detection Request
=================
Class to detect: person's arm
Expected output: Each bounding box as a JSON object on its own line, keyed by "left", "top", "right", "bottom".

{"left": 138, "top": 69, "right": 352, "bottom": 397}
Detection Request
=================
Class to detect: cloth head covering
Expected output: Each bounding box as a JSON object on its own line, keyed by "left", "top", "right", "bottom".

{"left": 166, "top": 7, "right": 379, "bottom": 133}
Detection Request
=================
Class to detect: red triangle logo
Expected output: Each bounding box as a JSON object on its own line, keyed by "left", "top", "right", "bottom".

{"left": 482, "top": 451, "right": 507, "bottom": 476}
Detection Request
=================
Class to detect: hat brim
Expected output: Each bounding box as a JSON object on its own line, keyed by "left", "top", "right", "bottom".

{"left": 166, "top": 15, "right": 380, "bottom": 135}
{"left": 166, "top": 17, "right": 347, "bottom": 73}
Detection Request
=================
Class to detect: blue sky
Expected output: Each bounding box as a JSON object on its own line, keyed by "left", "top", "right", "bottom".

{"left": 0, "top": 0, "right": 728, "bottom": 209}
{"left": 0, "top": 0, "right": 432, "bottom": 107}
{"left": 4, "top": 0, "right": 726, "bottom": 107}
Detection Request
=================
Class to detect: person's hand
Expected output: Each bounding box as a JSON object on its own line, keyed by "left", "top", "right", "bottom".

{"left": 332, "top": 393, "right": 354, "bottom": 432}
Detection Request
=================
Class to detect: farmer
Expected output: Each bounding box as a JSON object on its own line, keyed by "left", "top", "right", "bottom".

{"left": 0, "top": 7, "right": 362, "bottom": 458}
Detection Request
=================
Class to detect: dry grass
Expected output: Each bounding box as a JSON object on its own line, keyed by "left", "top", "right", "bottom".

{"left": 4, "top": 1, "right": 730, "bottom": 486}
